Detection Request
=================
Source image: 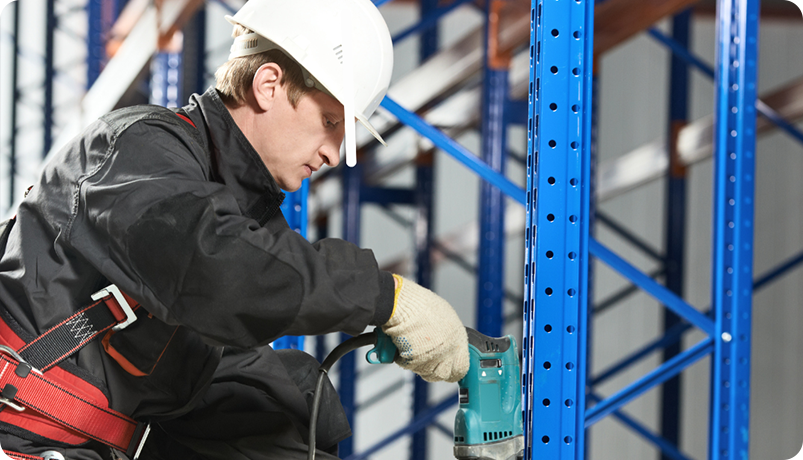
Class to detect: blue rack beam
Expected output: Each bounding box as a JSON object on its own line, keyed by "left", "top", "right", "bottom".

{"left": 344, "top": 395, "right": 458, "bottom": 460}
{"left": 590, "top": 319, "right": 692, "bottom": 388}
{"left": 753, "top": 249, "right": 803, "bottom": 290}
{"left": 380, "top": 97, "right": 526, "bottom": 206}
{"left": 590, "top": 238, "right": 716, "bottom": 336}
{"left": 593, "top": 268, "right": 665, "bottom": 315}
{"left": 588, "top": 393, "right": 693, "bottom": 460}
{"left": 586, "top": 338, "right": 715, "bottom": 428}
{"left": 709, "top": 1, "right": 758, "bottom": 458}
{"left": 592, "top": 245, "right": 803, "bottom": 392}
{"left": 523, "top": 0, "right": 594, "bottom": 458}
{"left": 392, "top": 0, "right": 476, "bottom": 44}
{"left": 647, "top": 27, "right": 803, "bottom": 146}
{"left": 595, "top": 211, "right": 664, "bottom": 262}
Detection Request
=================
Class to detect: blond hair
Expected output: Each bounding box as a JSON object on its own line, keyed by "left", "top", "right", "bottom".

{"left": 215, "top": 25, "right": 313, "bottom": 107}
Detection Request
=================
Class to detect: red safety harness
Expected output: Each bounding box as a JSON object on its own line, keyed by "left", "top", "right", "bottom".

{"left": 0, "top": 284, "right": 150, "bottom": 458}
{"left": 0, "top": 111, "right": 199, "bottom": 459}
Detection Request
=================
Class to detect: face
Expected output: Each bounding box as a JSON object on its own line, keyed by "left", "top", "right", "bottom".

{"left": 254, "top": 83, "right": 344, "bottom": 192}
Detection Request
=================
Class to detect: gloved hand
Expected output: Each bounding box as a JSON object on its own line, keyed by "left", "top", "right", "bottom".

{"left": 382, "top": 275, "right": 469, "bottom": 383}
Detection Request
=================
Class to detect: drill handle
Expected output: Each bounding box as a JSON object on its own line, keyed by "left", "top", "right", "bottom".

{"left": 366, "top": 328, "right": 398, "bottom": 364}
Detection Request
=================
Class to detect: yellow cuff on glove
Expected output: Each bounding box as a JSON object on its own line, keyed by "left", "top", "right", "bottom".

{"left": 382, "top": 276, "right": 469, "bottom": 383}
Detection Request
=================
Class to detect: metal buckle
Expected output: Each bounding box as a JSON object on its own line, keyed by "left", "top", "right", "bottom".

{"left": 132, "top": 422, "right": 151, "bottom": 460}
{"left": 0, "top": 344, "right": 41, "bottom": 412}
{"left": 92, "top": 284, "right": 137, "bottom": 331}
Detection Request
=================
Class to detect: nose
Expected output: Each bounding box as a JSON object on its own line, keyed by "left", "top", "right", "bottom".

{"left": 319, "top": 143, "right": 341, "bottom": 168}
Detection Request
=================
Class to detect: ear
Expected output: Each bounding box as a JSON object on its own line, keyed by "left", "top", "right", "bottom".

{"left": 251, "top": 63, "right": 283, "bottom": 112}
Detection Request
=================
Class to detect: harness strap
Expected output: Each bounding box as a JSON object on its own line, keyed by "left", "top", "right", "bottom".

{"left": 3, "top": 450, "right": 43, "bottom": 459}
{"left": 18, "top": 286, "right": 138, "bottom": 371}
{"left": 0, "top": 286, "right": 148, "bottom": 457}
{"left": 0, "top": 353, "right": 145, "bottom": 455}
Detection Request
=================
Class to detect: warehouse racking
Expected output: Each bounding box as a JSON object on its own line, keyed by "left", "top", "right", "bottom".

{"left": 2, "top": 0, "right": 803, "bottom": 458}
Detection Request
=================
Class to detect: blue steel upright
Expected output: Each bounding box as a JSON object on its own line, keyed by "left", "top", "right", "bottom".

{"left": 709, "top": 0, "right": 758, "bottom": 458}
{"left": 7, "top": 0, "right": 20, "bottom": 212}
{"left": 523, "top": 0, "right": 593, "bottom": 458}
{"left": 44, "top": 0, "right": 55, "bottom": 159}
{"left": 339, "top": 162, "right": 363, "bottom": 458}
{"left": 150, "top": 52, "right": 183, "bottom": 108}
{"left": 412, "top": 1, "right": 438, "bottom": 457}
{"left": 661, "top": 10, "right": 691, "bottom": 459}
{"left": 272, "top": 181, "right": 310, "bottom": 351}
{"left": 477, "top": 0, "right": 509, "bottom": 340}
{"left": 87, "top": 0, "right": 119, "bottom": 88}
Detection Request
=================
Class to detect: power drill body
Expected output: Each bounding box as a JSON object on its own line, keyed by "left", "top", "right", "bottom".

{"left": 368, "top": 328, "right": 524, "bottom": 460}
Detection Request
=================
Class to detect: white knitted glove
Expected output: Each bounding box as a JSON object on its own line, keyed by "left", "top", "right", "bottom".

{"left": 382, "top": 275, "right": 469, "bottom": 383}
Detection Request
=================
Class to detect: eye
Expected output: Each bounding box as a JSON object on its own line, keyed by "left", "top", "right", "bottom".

{"left": 325, "top": 117, "right": 337, "bottom": 128}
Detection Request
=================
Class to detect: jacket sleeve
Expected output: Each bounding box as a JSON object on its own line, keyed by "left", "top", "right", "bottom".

{"left": 67, "top": 118, "right": 394, "bottom": 349}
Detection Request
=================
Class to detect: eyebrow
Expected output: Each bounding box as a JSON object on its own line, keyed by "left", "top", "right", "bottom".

{"left": 324, "top": 110, "right": 344, "bottom": 123}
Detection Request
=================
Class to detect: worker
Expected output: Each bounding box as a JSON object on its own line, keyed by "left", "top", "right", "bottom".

{"left": 0, "top": 0, "right": 469, "bottom": 459}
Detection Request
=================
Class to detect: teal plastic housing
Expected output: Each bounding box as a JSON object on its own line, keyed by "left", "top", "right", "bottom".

{"left": 366, "top": 328, "right": 397, "bottom": 364}
{"left": 453, "top": 329, "right": 522, "bottom": 446}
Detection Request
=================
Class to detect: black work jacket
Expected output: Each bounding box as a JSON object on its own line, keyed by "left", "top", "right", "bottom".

{"left": 0, "top": 88, "right": 394, "bottom": 421}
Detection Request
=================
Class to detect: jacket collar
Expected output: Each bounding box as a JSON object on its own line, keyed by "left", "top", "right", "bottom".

{"left": 182, "top": 88, "right": 285, "bottom": 224}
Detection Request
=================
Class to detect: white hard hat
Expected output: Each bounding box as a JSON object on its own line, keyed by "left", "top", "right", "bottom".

{"left": 225, "top": 0, "right": 394, "bottom": 167}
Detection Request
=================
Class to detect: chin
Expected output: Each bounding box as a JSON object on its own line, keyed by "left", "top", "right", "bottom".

{"left": 283, "top": 182, "right": 302, "bottom": 193}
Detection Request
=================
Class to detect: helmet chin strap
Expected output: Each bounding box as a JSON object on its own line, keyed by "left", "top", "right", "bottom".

{"left": 341, "top": 12, "right": 357, "bottom": 167}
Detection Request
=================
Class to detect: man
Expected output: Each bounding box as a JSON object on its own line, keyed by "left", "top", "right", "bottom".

{"left": 0, "top": 0, "right": 469, "bottom": 459}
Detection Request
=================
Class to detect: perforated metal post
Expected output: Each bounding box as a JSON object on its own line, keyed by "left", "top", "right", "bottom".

{"left": 477, "top": 0, "right": 510, "bottom": 339}
{"left": 523, "top": 0, "right": 593, "bottom": 458}
{"left": 150, "top": 52, "right": 183, "bottom": 108}
{"left": 709, "top": 0, "right": 758, "bottom": 458}
{"left": 662, "top": 10, "right": 691, "bottom": 458}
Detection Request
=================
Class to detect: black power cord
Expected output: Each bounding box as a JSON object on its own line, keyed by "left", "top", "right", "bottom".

{"left": 308, "top": 332, "right": 379, "bottom": 460}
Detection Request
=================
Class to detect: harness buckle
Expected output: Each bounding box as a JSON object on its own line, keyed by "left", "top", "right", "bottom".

{"left": 0, "top": 345, "right": 37, "bottom": 412}
{"left": 92, "top": 284, "right": 137, "bottom": 331}
{"left": 127, "top": 422, "right": 151, "bottom": 460}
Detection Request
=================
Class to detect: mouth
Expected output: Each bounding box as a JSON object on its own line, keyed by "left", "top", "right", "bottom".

{"left": 304, "top": 165, "right": 318, "bottom": 177}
